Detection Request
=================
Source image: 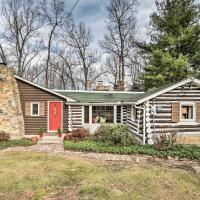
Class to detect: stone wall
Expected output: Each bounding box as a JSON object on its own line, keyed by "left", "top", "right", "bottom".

{"left": 0, "top": 65, "right": 25, "bottom": 139}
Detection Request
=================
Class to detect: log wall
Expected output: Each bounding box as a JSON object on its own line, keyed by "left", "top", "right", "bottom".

{"left": 146, "top": 82, "right": 200, "bottom": 144}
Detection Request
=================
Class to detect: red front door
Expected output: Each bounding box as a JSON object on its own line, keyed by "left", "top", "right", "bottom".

{"left": 48, "top": 102, "right": 62, "bottom": 132}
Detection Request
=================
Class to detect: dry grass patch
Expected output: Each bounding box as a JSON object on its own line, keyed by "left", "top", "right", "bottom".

{"left": 0, "top": 152, "right": 199, "bottom": 200}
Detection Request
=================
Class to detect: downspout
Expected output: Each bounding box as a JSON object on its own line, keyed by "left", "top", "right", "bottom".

{"left": 135, "top": 104, "right": 146, "bottom": 145}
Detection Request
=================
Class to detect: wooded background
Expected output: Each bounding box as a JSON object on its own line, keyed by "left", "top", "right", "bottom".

{"left": 0, "top": 0, "right": 199, "bottom": 91}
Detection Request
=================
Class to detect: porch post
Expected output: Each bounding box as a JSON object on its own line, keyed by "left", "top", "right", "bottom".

{"left": 130, "top": 105, "right": 133, "bottom": 119}
{"left": 82, "top": 106, "right": 84, "bottom": 125}
{"left": 114, "top": 105, "right": 117, "bottom": 124}
{"left": 68, "top": 105, "right": 72, "bottom": 132}
{"left": 89, "top": 105, "right": 92, "bottom": 124}
{"left": 121, "top": 106, "right": 123, "bottom": 124}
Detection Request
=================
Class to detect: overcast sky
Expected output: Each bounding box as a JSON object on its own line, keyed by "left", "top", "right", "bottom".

{"left": 69, "top": 0, "right": 157, "bottom": 48}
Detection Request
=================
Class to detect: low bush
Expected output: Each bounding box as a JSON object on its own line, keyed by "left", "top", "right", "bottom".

{"left": 0, "top": 131, "right": 10, "bottom": 141}
{"left": 63, "top": 140, "right": 200, "bottom": 160}
{"left": 0, "top": 138, "right": 36, "bottom": 150}
{"left": 154, "top": 132, "right": 176, "bottom": 150}
{"left": 95, "top": 124, "right": 138, "bottom": 145}
{"left": 39, "top": 128, "right": 45, "bottom": 137}
{"left": 64, "top": 128, "right": 89, "bottom": 141}
{"left": 31, "top": 136, "right": 38, "bottom": 143}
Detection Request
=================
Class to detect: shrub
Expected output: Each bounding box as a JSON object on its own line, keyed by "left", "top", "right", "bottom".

{"left": 31, "top": 136, "right": 38, "bottom": 143}
{"left": 39, "top": 128, "right": 45, "bottom": 137}
{"left": 0, "top": 131, "right": 10, "bottom": 141}
{"left": 63, "top": 133, "right": 72, "bottom": 141}
{"left": 57, "top": 128, "right": 62, "bottom": 137}
{"left": 154, "top": 132, "right": 176, "bottom": 151}
{"left": 64, "top": 128, "right": 89, "bottom": 141}
{"left": 95, "top": 124, "right": 137, "bottom": 146}
{"left": 0, "top": 138, "right": 36, "bottom": 150}
{"left": 63, "top": 140, "right": 200, "bottom": 160}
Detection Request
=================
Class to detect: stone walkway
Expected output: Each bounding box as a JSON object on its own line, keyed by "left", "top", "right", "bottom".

{"left": 1, "top": 143, "right": 200, "bottom": 175}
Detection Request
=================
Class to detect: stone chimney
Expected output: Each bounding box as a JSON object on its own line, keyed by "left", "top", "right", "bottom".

{"left": 114, "top": 80, "right": 124, "bottom": 91}
{"left": 95, "top": 81, "right": 109, "bottom": 91}
{"left": 0, "top": 64, "right": 25, "bottom": 139}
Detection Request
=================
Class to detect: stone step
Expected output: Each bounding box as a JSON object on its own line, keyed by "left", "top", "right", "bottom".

{"left": 38, "top": 136, "right": 63, "bottom": 144}
{"left": 38, "top": 140, "right": 61, "bottom": 144}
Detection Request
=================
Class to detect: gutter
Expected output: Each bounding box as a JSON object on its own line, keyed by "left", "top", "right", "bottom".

{"left": 65, "top": 102, "right": 136, "bottom": 106}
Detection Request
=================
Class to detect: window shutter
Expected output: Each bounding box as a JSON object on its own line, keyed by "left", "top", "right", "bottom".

{"left": 40, "top": 102, "right": 45, "bottom": 116}
{"left": 172, "top": 102, "right": 180, "bottom": 122}
{"left": 25, "top": 102, "right": 30, "bottom": 116}
{"left": 196, "top": 102, "right": 200, "bottom": 123}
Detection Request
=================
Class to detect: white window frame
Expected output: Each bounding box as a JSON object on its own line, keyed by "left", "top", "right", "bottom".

{"left": 180, "top": 102, "right": 196, "bottom": 122}
{"left": 31, "top": 102, "right": 40, "bottom": 117}
{"left": 91, "top": 105, "right": 115, "bottom": 124}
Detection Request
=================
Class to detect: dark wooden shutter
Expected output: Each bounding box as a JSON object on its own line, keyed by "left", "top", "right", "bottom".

{"left": 40, "top": 102, "right": 45, "bottom": 116}
{"left": 196, "top": 102, "right": 200, "bottom": 123}
{"left": 25, "top": 102, "right": 30, "bottom": 116}
{"left": 172, "top": 102, "right": 180, "bottom": 122}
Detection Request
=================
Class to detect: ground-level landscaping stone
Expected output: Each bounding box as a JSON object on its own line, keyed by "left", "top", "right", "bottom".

{"left": 1, "top": 144, "right": 199, "bottom": 173}
{"left": 192, "top": 165, "right": 200, "bottom": 175}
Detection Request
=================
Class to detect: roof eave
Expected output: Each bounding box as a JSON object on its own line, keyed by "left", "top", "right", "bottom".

{"left": 14, "top": 75, "right": 77, "bottom": 102}
{"left": 65, "top": 101, "right": 136, "bottom": 105}
{"left": 135, "top": 77, "right": 200, "bottom": 105}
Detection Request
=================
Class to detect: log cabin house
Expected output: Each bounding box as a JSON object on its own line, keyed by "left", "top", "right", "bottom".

{"left": 1, "top": 65, "right": 200, "bottom": 144}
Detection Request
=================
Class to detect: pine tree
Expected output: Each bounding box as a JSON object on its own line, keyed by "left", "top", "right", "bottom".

{"left": 139, "top": 0, "right": 200, "bottom": 90}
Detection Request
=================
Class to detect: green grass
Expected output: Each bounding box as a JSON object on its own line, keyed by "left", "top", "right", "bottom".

{"left": 64, "top": 140, "right": 200, "bottom": 160}
{"left": 0, "top": 152, "right": 200, "bottom": 200}
{"left": 0, "top": 138, "right": 36, "bottom": 150}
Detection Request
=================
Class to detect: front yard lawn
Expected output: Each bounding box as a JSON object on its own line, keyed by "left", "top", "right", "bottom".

{"left": 64, "top": 140, "right": 200, "bottom": 160}
{"left": 0, "top": 152, "right": 200, "bottom": 200}
{"left": 0, "top": 138, "right": 36, "bottom": 150}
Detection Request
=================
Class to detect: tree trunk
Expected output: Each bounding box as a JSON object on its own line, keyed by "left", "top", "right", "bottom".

{"left": 45, "top": 26, "right": 56, "bottom": 88}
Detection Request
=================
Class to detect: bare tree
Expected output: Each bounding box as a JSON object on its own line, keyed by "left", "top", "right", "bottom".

{"left": 104, "top": 55, "right": 119, "bottom": 86}
{"left": 127, "top": 50, "right": 145, "bottom": 91}
{"left": 50, "top": 46, "right": 78, "bottom": 89}
{"left": 66, "top": 22, "right": 99, "bottom": 90}
{"left": 57, "top": 51, "right": 78, "bottom": 89}
{"left": 100, "top": 0, "right": 137, "bottom": 90}
{"left": 39, "top": 0, "right": 79, "bottom": 88}
{"left": 2, "top": 0, "right": 41, "bottom": 76}
{"left": 39, "top": 0, "right": 68, "bottom": 87}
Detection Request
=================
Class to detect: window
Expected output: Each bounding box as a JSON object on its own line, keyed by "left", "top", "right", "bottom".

{"left": 180, "top": 103, "right": 195, "bottom": 121}
{"left": 181, "top": 106, "right": 193, "bottom": 119}
{"left": 31, "top": 102, "right": 39, "bottom": 116}
{"left": 92, "top": 106, "right": 114, "bottom": 123}
{"left": 84, "top": 106, "right": 89, "bottom": 123}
